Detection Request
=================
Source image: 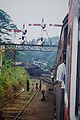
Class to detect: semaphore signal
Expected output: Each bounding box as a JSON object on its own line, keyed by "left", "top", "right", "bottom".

{"left": 7, "top": 18, "right": 62, "bottom": 45}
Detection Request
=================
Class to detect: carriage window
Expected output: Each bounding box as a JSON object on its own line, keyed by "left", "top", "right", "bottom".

{"left": 65, "top": 29, "right": 70, "bottom": 95}
{"left": 79, "top": 31, "right": 80, "bottom": 41}
{"left": 75, "top": 17, "right": 80, "bottom": 116}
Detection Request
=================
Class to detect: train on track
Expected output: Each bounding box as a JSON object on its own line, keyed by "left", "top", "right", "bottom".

{"left": 55, "top": 0, "right": 80, "bottom": 120}
{"left": 27, "top": 65, "right": 43, "bottom": 77}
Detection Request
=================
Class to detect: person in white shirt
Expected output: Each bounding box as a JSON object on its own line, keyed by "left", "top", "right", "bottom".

{"left": 52, "top": 61, "right": 66, "bottom": 86}
{"left": 53, "top": 60, "right": 66, "bottom": 120}
{"left": 56, "top": 62, "right": 66, "bottom": 89}
{"left": 56, "top": 60, "right": 66, "bottom": 120}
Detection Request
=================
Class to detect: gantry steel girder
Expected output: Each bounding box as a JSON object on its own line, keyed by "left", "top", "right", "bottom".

{"left": 0, "top": 43, "right": 58, "bottom": 52}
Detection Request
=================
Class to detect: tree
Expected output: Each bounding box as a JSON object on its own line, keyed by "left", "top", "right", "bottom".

{"left": 0, "top": 9, "right": 17, "bottom": 43}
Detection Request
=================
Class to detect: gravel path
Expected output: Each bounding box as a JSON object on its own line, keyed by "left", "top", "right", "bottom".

{"left": 21, "top": 83, "right": 54, "bottom": 120}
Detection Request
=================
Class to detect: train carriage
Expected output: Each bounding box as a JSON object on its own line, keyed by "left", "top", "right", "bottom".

{"left": 55, "top": 0, "right": 80, "bottom": 119}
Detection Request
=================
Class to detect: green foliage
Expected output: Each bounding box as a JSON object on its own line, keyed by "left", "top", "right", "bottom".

{"left": 0, "top": 9, "right": 12, "bottom": 27}
{"left": 17, "top": 51, "right": 57, "bottom": 69}
{"left": 0, "top": 9, "right": 17, "bottom": 42}
{"left": 0, "top": 58, "right": 29, "bottom": 103}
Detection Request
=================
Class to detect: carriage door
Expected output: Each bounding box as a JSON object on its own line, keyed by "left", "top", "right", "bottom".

{"left": 75, "top": 17, "right": 80, "bottom": 116}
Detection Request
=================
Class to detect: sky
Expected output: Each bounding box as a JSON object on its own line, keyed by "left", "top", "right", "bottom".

{"left": 0, "top": 0, "right": 69, "bottom": 41}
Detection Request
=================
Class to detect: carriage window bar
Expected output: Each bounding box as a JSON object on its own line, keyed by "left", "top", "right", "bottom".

{"left": 75, "top": 18, "right": 80, "bottom": 116}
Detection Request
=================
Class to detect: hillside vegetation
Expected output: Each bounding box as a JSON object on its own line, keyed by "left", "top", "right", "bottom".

{"left": 0, "top": 57, "right": 29, "bottom": 104}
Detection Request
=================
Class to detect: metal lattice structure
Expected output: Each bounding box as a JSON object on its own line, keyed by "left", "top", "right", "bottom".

{"left": 0, "top": 43, "right": 58, "bottom": 52}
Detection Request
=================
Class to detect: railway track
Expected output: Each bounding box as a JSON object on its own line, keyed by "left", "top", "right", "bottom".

{"left": 0, "top": 89, "right": 38, "bottom": 120}
{"left": 0, "top": 78, "right": 51, "bottom": 120}
{"left": 0, "top": 88, "right": 25, "bottom": 109}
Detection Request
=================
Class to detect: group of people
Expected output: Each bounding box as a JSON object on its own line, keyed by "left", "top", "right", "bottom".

{"left": 26, "top": 80, "right": 42, "bottom": 92}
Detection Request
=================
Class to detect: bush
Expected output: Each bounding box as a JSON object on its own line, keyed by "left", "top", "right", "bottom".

{"left": 0, "top": 65, "right": 30, "bottom": 102}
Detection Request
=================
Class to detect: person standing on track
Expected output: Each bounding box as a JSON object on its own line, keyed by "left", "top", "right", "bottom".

{"left": 36, "top": 82, "right": 38, "bottom": 90}
{"left": 26, "top": 80, "right": 30, "bottom": 91}
{"left": 31, "top": 83, "right": 34, "bottom": 92}
{"left": 39, "top": 80, "right": 42, "bottom": 90}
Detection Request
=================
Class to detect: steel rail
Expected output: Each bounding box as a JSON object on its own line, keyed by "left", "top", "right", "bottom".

{"left": 14, "top": 90, "right": 38, "bottom": 120}
{"left": 0, "top": 89, "right": 25, "bottom": 108}
{"left": 14, "top": 78, "right": 52, "bottom": 120}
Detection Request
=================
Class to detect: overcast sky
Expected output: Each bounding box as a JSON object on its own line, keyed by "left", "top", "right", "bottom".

{"left": 0, "top": 0, "right": 69, "bottom": 40}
